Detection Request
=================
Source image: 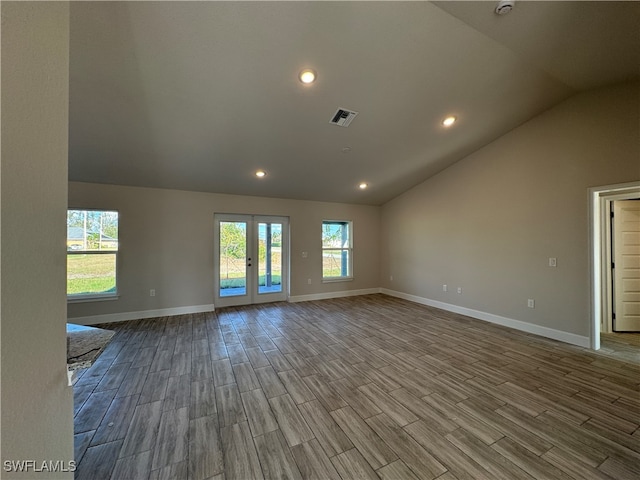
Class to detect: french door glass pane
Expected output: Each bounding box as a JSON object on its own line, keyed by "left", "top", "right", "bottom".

{"left": 258, "top": 222, "right": 283, "bottom": 294}
{"left": 219, "top": 221, "right": 247, "bottom": 297}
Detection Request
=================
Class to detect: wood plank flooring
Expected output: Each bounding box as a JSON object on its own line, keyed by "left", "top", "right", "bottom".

{"left": 600, "top": 333, "right": 640, "bottom": 365}
{"left": 73, "top": 294, "right": 640, "bottom": 479}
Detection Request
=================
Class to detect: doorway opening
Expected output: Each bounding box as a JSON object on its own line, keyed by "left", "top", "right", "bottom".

{"left": 589, "top": 181, "right": 640, "bottom": 350}
{"left": 611, "top": 199, "right": 640, "bottom": 332}
{"left": 214, "top": 214, "right": 289, "bottom": 308}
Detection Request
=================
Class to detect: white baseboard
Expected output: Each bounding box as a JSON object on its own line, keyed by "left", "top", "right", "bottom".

{"left": 288, "top": 288, "right": 381, "bottom": 303}
{"left": 67, "top": 290, "right": 591, "bottom": 349}
{"left": 380, "top": 289, "right": 590, "bottom": 348}
{"left": 68, "top": 304, "right": 216, "bottom": 326}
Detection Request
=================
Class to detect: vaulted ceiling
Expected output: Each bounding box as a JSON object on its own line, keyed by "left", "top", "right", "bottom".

{"left": 68, "top": 1, "right": 639, "bottom": 205}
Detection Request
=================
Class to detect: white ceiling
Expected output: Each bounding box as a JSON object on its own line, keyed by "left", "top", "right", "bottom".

{"left": 68, "top": 1, "right": 640, "bottom": 205}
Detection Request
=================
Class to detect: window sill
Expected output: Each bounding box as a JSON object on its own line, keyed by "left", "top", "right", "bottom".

{"left": 322, "top": 277, "right": 354, "bottom": 284}
{"left": 67, "top": 294, "right": 119, "bottom": 304}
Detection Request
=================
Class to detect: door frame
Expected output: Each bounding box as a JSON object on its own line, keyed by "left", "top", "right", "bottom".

{"left": 589, "top": 181, "right": 640, "bottom": 349}
{"left": 611, "top": 199, "right": 640, "bottom": 332}
{"left": 214, "top": 213, "right": 289, "bottom": 308}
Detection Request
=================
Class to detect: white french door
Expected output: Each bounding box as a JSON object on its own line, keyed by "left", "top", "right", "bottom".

{"left": 214, "top": 214, "right": 289, "bottom": 307}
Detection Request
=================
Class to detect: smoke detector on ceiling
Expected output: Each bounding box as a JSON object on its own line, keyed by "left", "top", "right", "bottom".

{"left": 495, "top": 0, "right": 514, "bottom": 15}
{"left": 330, "top": 108, "right": 358, "bottom": 127}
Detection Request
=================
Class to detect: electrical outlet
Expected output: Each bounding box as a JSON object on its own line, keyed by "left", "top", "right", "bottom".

{"left": 307, "top": 278, "right": 312, "bottom": 285}
{"left": 457, "top": 287, "right": 462, "bottom": 294}
{"left": 443, "top": 284, "right": 447, "bottom": 292}
{"left": 302, "top": 251, "right": 308, "bottom": 258}
{"left": 150, "top": 289, "right": 156, "bottom": 297}
{"left": 528, "top": 299, "right": 535, "bottom": 308}
{"left": 549, "top": 257, "right": 557, "bottom": 267}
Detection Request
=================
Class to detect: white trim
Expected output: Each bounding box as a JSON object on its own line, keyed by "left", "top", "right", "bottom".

{"left": 589, "top": 181, "right": 640, "bottom": 349}
{"left": 68, "top": 288, "right": 594, "bottom": 348}
{"left": 68, "top": 304, "right": 216, "bottom": 326}
{"left": 322, "top": 219, "right": 353, "bottom": 282}
{"left": 67, "top": 294, "right": 119, "bottom": 304}
{"left": 214, "top": 213, "right": 290, "bottom": 308}
{"left": 322, "top": 277, "right": 354, "bottom": 284}
{"left": 381, "top": 289, "right": 590, "bottom": 348}
{"left": 288, "top": 288, "right": 380, "bottom": 303}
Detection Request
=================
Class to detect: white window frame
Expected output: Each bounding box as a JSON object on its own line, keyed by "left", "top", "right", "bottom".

{"left": 322, "top": 220, "right": 353, "bottom": 282}
{"left": 67, "top": 209, "right": 119, "bottom": 302}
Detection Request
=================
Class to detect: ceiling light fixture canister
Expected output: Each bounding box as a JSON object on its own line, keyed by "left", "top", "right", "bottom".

{"left": 442, "top": 116, "right": 457, "bottom": 127}
{"left": 359, "top": 182, "right": 368, "bottom": 190}
{"left": 255, "top": 170, "right": 267, "bottom": 177}
{"left": 299, "top": 69, "right": 317, "bottom": 84}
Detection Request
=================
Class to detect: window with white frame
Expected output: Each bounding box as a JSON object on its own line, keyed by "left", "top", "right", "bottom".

{"left": 67, "top": 209, "right": 119, "bottom": 299}
{"left": 322, "top": 220, "right": 352, "bottom": 280}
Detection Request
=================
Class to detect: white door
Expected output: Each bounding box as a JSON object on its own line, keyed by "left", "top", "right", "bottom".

{"left": 613, "top": 200, "right": 640, "bottom": 332}
{"left": 214, "top": 214, "right": 288, "bottom": 308}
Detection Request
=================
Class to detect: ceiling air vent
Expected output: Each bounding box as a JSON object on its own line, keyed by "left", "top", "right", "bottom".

{"left": 330, "top": 108, "right": 358, "bottom": 127}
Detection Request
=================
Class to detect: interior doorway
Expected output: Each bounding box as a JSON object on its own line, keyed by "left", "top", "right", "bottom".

{"left": 611, "top": 200, "right": 640, "bottom": 332}
{"left": 214, "top": 214, "right": 289, "bottom": 308}
{"left": 590, "top": 181, "right": 640, "bottom": 350}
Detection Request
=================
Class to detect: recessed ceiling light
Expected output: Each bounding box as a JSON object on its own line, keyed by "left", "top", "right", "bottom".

{"left": 442, "top": 116, "right": 457, "bottom": 127}
{"left": 358, "top": 182, "right": 368, "bottom": 190}
{"left": 255, "top": 170, "right": 267, "bottom": 178}
{"left": 342, "top": 147, "right": 352, "bottom": 154}
{"left": 299, "top": 69, "right": 317, "bottom": 84}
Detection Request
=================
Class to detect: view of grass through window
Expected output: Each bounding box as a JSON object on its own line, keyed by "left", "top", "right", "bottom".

{"left": 67, "top": 210, "right": 118, "bottom": 296}
{"left": 219, "top": 221, "right": 282, "bottom": 292}
{"left": 322, "top": 221, "right": 352, "bottom": 279}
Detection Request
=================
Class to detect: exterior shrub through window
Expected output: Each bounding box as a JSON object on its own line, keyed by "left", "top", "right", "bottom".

{"left": 67, "top": 210, "right": 119, "bottom": 298}
{"left": 322, "top": 220, "right": 352, "bottom": 280}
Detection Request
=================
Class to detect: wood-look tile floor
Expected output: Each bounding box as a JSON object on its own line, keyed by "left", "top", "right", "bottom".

{"left": 73, "top": 294, "right": 640, "bottom": 480}
{"left": 600, "top": 333, "right": 640, "bottom": 366}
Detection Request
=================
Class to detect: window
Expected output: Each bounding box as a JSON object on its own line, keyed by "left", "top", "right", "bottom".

{"left": 322, "top": 220, "right": 352, "bottom": 281}
{"left": 67, "top": 210, "right": 119, "bottom": 299}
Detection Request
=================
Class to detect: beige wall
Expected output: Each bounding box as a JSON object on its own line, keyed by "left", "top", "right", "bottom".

{"left": 380, "top": 82, "right": 640, "bottom": 339}
{"left": 68, "top": 183, "right": 380, "bottom": 320}
{"left": 69, "top": 83, "right": 639, "bottom": 342}
{"left": 1, "top": 2, "right": 74, "bottom": 478}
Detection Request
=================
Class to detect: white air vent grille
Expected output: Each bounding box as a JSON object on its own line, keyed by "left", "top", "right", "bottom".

{"left": 330, "top": 108, "right": 358, "bottom": 127}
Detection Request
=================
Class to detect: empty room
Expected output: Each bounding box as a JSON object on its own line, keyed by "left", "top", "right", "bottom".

{"left": 2, "top": 1, "right": 639, "bottom": 480}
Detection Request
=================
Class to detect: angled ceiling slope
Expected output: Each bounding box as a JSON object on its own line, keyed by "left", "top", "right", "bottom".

{"left": 68, "top": 1, "right": 640, "bottom": 205}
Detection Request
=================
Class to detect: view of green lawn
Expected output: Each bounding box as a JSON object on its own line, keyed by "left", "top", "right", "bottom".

{"left": 69, "top": 250, "right": 335, "bottom": 294}
{"left": 69, "top": 251, "right": 283, "bottom": 294}
{"left": 322, "top": 252, "right": 346, "bottom": 277}
{"left": 220, "top": 274, "right": 282, "bottom": 289}
{"left": 67, "top": 254, "right": 116, "bottom": 295}
{"left": 219, "top": 238, "right": 283, "bottom": 290}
